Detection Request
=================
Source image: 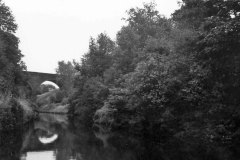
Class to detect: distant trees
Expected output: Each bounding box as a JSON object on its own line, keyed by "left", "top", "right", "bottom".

{"left": 56, "top": 60, "right": 76, "bottom": 95}
{"left": 0, "top": 0, "right": 25, "bottom": 94}
{"left": 39, "top": 84, "right": 56, "bottom": 94}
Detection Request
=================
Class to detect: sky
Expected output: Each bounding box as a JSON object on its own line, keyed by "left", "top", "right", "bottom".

{"left": 5, "top": 0, "right": 180, "bottom": 73}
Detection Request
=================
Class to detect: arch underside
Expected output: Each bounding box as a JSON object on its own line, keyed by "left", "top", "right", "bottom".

{"left": 23, "top": 71, "right": 59, "bottom": 95}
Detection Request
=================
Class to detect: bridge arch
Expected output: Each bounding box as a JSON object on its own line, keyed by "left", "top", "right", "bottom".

{"left": 41, "top": 81, "right": 59, "bottom": 89}
{"left": 23, "top": 71, "right": 60, "bottom": 95}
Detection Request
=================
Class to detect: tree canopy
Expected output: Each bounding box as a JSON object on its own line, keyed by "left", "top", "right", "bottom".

{"left": 0, "top": 0, "right": 25, "bottom": 94}
{"left": 67, "top": 1, "right": 240, "bottom": 147}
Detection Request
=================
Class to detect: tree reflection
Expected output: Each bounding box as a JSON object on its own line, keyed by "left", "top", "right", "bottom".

{"left": 0, "top": 113, "right": 239, "bottom": 160}
{"left": 0, "top": 129, "right": 23, "bottom": 160}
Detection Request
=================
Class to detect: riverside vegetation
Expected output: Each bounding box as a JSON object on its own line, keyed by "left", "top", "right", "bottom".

{"left": 1, "top": 0, "right": 240, "bottom": 159}
{"left": 67, "top": 0, "right": 240, "bottom": 153}
{"left": 0, "top": 0, "right": 36, "bottom": 130}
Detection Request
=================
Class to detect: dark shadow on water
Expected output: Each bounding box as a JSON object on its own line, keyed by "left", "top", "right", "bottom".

{"left": 0, "top": 113, "right": 239, "bottom": 160}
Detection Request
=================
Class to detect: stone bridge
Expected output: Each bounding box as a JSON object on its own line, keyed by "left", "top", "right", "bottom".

{"left": 23, "top": 71, "right": 59, "bottom": 95}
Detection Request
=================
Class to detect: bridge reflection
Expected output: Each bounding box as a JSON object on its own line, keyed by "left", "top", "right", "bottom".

{"left": 20, "top": 114, "right": 76, "bottom": 160}
{"left": 1, "top": 113, "right": 142, "bottom": 160}
{"left": 39, "top": 134, "right": 58, "bottom": 144}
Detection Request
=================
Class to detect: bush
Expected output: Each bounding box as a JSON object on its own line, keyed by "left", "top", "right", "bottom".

{"left": 94, "top": 88, "right": 143, "bottom": 132}
{"left": 94, "top": 102, "right": 116, "bottom": 126}
{"left": 0, "top": 110, "right": 17, "bottom": 130}
{"left": 69, "top": 77, "right": 109, "bottom": 119}
{"left": 55, "top": 90, "right": 65, "bottom": 103}
{"left": 37, "top": 89, "right": 65, "bottom": 106}
{"left": 0, "top": 98, "right": 24, "bottom": 130}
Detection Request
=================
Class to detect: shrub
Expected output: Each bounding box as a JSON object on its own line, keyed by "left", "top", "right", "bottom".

{"left": 94, "top": 102, "right": 116, "bottom": 126}
{"left": 0, "top": 98, "right": 24, "bottom": 130}
{"left": 55, "top": 90, "right": 65, "bottom": 103}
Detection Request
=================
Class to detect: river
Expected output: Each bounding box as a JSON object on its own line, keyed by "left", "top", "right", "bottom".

{"left": 0, "top": 113, "right": 239, "bottom": 160}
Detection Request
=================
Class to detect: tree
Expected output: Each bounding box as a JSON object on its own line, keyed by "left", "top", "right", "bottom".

{"left": 56, "top": 60, "right": 76, "bottom": 95}
{"left": 173, "top": 0, "right": 240, "bottom": 105}
{"left": 69, "top": 33, "right": 115, "bottom": 120}
{"left": 113, "top": 3, "right": 172, "bottom": 76}
{"left": 79, "top": 33, "right": 115, "bottom": 78}
{"left": 171, "top": 0, "right": 240, "bottom": 143}
{"left": 0, "top": 0, "right": 25, "bottom": 94}
{"left": 0, "top": 0, "right": 17, "bottom": 33}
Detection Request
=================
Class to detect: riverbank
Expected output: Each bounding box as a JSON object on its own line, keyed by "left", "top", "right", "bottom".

{"left": 35, "top": 89, "right": 70, "bottom": 114}
{"left": 0, "top": 96, "right": 37, "bottom": 130}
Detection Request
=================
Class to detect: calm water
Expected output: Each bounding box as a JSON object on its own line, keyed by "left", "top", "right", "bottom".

{"left": 0, "top": 113, "right": 239, "bottom": 160}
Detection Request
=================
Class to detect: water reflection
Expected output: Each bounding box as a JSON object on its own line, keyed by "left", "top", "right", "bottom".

{"left": 21, "top": 151, "right": 55, "bottom": 160}
{"left": 0, "top": 113, "right": 142, "bottom": 160}
{"left": 38, "top": 134, "right": 58, "bottom": 144}
{"left": 0, "top": 113, "right": 239, "bottom": 160}
{"left": 20, "top": 114, "right": 73, "bottom": 160}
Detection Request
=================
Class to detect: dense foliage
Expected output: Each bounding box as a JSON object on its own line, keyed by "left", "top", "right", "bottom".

{"left": 0, "top": 0, "right": 25, "bottom": 95}
{"left": 56, "top": 60, "right": 76, "bottom": 95}
{"left": 69, "top": 0, "right": 240, "bottom": 146}
{"left": 69, "top": 33, "right": 114, "bottom": 122}
{"left": 0, "top": 0, "right": 30, "bottom": 131}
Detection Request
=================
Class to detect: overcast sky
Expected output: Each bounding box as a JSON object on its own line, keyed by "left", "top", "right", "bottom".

{"left": 5, "top": 0, "right": 179, "bottom": 73}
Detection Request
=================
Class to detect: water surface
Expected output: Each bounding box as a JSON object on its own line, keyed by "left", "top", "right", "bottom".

{"left": 0, "top": 113, "right": 238, "bottom": 160}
